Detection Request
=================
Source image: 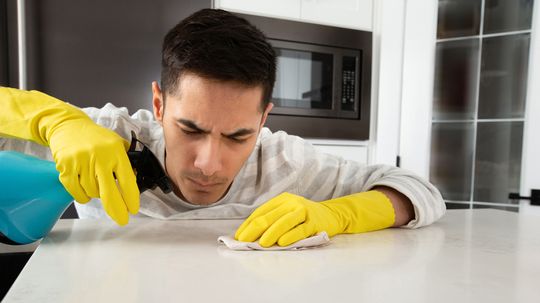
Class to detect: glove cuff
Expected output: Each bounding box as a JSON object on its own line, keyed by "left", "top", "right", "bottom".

{"left": 322, "top": 190, "right": 396, "bottom": 234}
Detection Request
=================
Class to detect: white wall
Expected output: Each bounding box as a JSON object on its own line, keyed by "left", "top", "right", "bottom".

{"left": 397, "top": 0, "right": 438, "bottom": 178}
{"left": 369, "top": 0, "right": 406, "bottom": 167}
{"left": 371, "top": 0, "right": 439, "bottom": 179}
{"left": 520, "top": 0, "right": 540, "bottom": 216}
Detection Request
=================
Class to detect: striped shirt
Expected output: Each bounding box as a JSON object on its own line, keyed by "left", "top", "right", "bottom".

{"left": 0, "top": 103, "right": 446, "bottom": 228}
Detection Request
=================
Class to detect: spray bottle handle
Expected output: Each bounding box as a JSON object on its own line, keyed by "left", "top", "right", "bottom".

{"left": 127, "top": 131, "right": 173, "bottom": 194}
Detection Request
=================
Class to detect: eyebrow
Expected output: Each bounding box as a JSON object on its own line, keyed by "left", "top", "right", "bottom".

{"left": 177, "top": 118, "right": 256, "bottom": 137}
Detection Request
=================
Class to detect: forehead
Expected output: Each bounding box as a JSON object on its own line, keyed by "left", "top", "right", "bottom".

{"left": 166, "top": 74, "right": 264, "bottom": 127}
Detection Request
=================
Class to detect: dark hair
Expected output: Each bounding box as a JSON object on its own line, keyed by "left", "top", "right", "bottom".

{"left": 161, "top": 9, "right": 276, "bottom": 111}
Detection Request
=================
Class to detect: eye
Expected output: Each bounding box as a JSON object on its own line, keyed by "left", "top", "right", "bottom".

{"left": 228, "top": 137, "right": 248, "bottom": 144}
{"left": 181, "top": 129, "right": 201, "bottom": 136}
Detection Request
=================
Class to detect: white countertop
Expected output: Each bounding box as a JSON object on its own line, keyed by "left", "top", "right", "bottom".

{"left": 3, "top": 209, "right": 540, "bottom": 303}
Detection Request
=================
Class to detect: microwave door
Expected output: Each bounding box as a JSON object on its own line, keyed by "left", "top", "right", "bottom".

{"left": 270, "top": 40, "right": 339, "bottom": 118}
{"left": 270, "top": 39, "right": 360, "bottom": 120}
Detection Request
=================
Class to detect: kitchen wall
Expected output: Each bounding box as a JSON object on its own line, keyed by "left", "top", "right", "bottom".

{"left": 7, "top": 0, "right": 211, "bottom": 112}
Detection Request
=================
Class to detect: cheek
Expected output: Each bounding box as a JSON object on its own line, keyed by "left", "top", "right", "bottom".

{"left": 163, "top": 127, "right": 192, "bottom": 168}
{"left": 227, "top": 142, "right": 256, "bottom": 170}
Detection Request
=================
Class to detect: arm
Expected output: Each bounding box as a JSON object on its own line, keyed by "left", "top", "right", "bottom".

{"left": 293, "top": 142, "right": 446, "bottom": 229}
{"left": 372, "top": 186, "right": 415, "bottom": 227}
{"left": 235, "top": 133, "right": 445, "bottom": 247}
{"left": 0, "top": 87, "right": 139, "bottom": 225}
{"left": 235, "top": 187, "right": 421, "bottom": 247}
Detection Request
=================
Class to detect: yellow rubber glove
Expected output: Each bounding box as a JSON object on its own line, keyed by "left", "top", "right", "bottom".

{"left": 0, "top": 87, "right": 139, "bottom": 225}
{"left": 235, "top": 191, "right": 395, "bottom": 247}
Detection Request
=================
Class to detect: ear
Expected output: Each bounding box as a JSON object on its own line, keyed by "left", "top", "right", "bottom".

{"left": 152, "top": 81, "right": 164, "bottom": 125}
{"left": 259, "top": 102, "right": 274, "bottom": 128}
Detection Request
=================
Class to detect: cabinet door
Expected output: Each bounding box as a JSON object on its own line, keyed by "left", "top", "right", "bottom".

{"left": 215, "top": 0, "right": 301, "bottom": 20}
{"left": 301, "top": 0, "right": 373, "bottom": 31}
{"left": 216, "top": 0, "right": 373, "bottom": 31}
{"left": 399, "top": 0, "right": 540, "bottom": 214}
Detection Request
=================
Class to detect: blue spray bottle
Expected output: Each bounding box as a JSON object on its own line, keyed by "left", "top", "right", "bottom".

{"left": 0, "top": 151, "right": 73, "bottom": 245}
{"left": 0, "top": 132, "right": 172, "bottom": 245}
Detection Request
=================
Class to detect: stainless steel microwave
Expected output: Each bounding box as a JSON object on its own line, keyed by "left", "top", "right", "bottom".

{"left": 237, "top": 13, "right": 372, "bottom": 140}
{"left": 270, "top": 39, "right": 361, "bottom": 120}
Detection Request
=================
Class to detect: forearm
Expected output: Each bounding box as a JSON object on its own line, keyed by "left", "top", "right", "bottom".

{"left": 372, "top": 186, "right": 415, "bottom": 227}
{"left": 0, "top": 87, "right": 88, "bottom": 145}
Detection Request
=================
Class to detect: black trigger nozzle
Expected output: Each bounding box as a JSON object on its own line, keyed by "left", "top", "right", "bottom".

{"left": 127, "top": 131, "right": 173, "bottom": 194}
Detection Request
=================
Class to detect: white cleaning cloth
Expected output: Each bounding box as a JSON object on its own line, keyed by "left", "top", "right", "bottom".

{"left": 217, "top": 232, "right": 330, "bottom": 251}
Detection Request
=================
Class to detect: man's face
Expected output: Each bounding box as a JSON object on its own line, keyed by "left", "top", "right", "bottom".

{"left": 152, "top": 73, "right": 272, "bottom": 205}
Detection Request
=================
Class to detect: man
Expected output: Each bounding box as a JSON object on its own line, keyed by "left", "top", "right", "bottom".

{"left": 0, "top": 9, "right": 445, "bottom": 247}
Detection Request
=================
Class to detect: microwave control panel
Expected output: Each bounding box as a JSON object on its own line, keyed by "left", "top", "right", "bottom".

{"left": 341, "top": 56, "right": 357, "bottom": 111}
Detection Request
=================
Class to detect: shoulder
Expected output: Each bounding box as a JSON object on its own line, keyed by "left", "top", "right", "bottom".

{"left": 258, "top": 128, "right": 313, "bottom": 163}
{"left": 81, "top": 103, "right": 160, "bottom": 142}
{"left": 258, "top": 127, "right": 311, "bottom": 150}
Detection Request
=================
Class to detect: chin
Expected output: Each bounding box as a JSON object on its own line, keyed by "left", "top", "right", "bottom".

{"left": 184, "top": 191, "right": 222, "bottom": 206}
{"left": 175, "top": 178, "right": 229, "bottom": 206}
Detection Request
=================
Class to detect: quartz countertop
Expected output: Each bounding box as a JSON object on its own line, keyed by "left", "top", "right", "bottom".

{"left": 3, "top": 209, "right": 540, "bottom": 302}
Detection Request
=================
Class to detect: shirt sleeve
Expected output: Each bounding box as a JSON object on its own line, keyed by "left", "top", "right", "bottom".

{"left": 291, "top": 136, "right": 446, "bottom": 229}
{"left": 0, "top": 103, "right": 146, "bottom": 158}
{"left": 80, "top": 103, "right": 143, "bottom": 142}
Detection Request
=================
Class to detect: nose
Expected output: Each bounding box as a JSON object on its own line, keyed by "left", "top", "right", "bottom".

{"left": 193, "top": 138, "right": 223, "bottom": 177}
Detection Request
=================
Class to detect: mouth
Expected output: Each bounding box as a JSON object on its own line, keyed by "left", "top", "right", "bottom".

{"left": 186, "top": 177, "right": 221, "bottom": 189}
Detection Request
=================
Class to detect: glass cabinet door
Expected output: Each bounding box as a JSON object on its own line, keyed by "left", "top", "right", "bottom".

{"left": 437, "top": 0, "right": 482, "bottom": 39}
{"left": 483, "top": 0, "right": 534, "bottom": 34}
{"left": 474, "top": 122, "right": 523, "bottom": 203}
{"left": 478, "top": 34, "right": 530, "bottom": 119}
{"left": 430, "top": 122, "right": 475, "bottom": 201}
{"left": 433, "top": 39, "right": 479, "bottom": 120}
{"left": 430, "top": 0, "right": 535, "bottom": 210}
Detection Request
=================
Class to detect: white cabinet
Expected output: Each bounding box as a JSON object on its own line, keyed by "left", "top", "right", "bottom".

{"left": 300, "top": 0, "right": 372, "bottom": 31}
{"left": 308, "top": 139, "right": 368, "bottom": 165}
{"left": 215, "top": 0, "right": 300, "bottom": 20}
{"left": 214, "top": 0, "right": 373, "bottom": 31}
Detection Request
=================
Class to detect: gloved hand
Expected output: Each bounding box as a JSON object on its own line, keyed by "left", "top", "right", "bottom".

{"left": 0, "top": 87, "right": 139, "bottom": 225}
{"left": 235, "top": 191, "right": 396, "bottom": 247}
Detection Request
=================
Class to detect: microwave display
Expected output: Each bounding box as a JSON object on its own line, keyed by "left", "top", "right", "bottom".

{"left": 341, "top": 56, "right": 357, "bottom": 111}
{"left": 270, "top": 39, "right": 361, "bottom": 119}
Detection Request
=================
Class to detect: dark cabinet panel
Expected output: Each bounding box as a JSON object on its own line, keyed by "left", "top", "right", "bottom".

{"left": 474, "top": 122, "right": 523, "bottom": 204}
{"left": 24, "top": 0, "right": 210, "bottom": 112}
{"left": 478, "top": 34, "right": 530, "bottom": 119}
{"left": 0, "top": 0, "right": 7, "bottom": 86}
{"left": 433, "top": 39, "right": 479, "bottom": 120}
{"left": 430, "top": 122, "right": 475, "bottom": 201}
{"left": 0, "top": 252, "right": 33, "bottom": 301}
{"left": 1, "top": 0, "right": 18, "bottom": 87}
{"left": 484, "top": 0, "right": 534, "bottom": 34}
{"left": 437, "top": 0, "right": 482, "bottom": 39}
